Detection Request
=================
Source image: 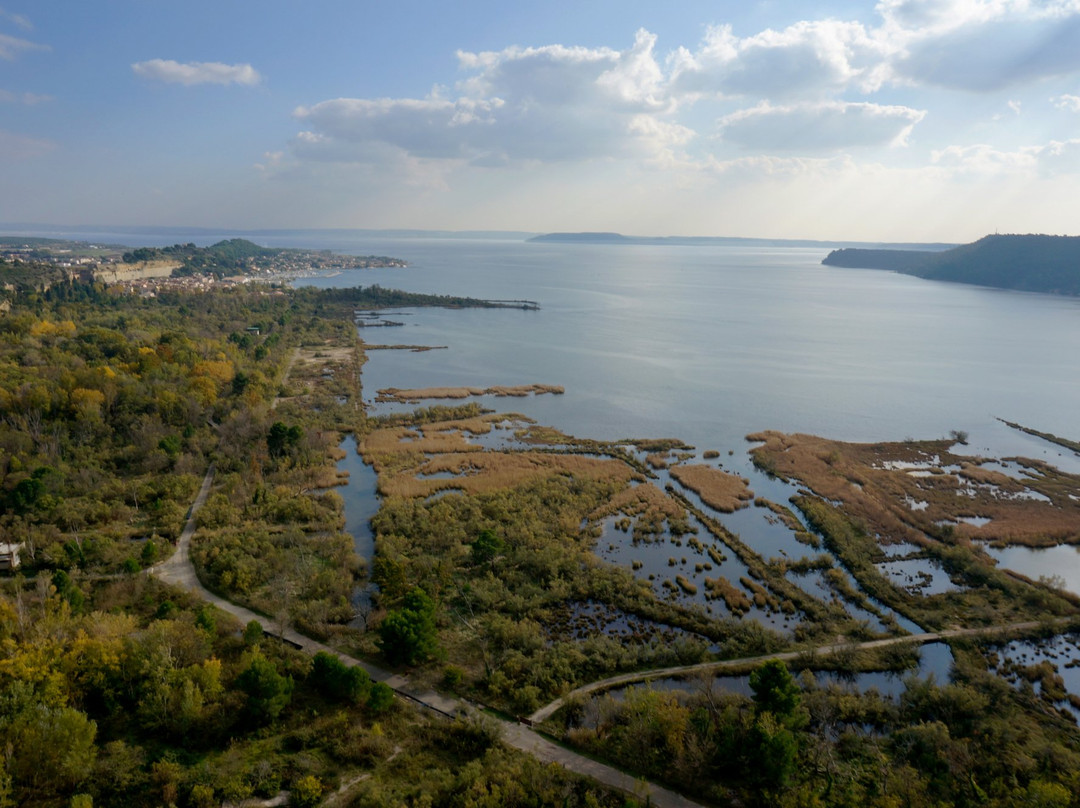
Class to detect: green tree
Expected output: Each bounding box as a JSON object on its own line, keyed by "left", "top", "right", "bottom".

{"left": 377, "top": 587, "right": 439, "bottom": 666}
{"left": 470, "top": 528, "right": 504, "bottom": 567}
{"left": 366, "top": 682, "right": 394, "bottom": 713}
{"left": 243, "top": 619, "right": 264, "bottom": 646}
{"left": 6, "top": 705, "right": 97, "bottom": 800}
{"left": 310, "top": 651, "right": 370, "bottom": 704}
{"left": 236, "top": 654, "right": 293, "bottom": 725}
{"left": 749, "top": 659, "right": 801, "bottom": 719}
{"left": 267, "top": 422, "right": 303, "bottom": 458}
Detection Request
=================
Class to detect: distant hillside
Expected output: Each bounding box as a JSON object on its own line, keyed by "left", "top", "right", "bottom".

{"left": 122, "top": 239, "right": 275, "bottom": 274}
{"left": 122, "top": 239, "right": 406, "bottom": 276}
{"left": 530, "top": 231, "right": 955, "bottom": 250}
{"left": 822, "top": 234, "right": 1080, "bottom": 296}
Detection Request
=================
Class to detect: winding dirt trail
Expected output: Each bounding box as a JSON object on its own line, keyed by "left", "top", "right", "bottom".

{"left": 151, "top": 465, "right": 705, "bottom": 808}
{"left": 527, "top": 620, "right": 1055, "bottom": 724}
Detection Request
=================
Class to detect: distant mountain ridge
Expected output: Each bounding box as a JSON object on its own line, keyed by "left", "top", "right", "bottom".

{"left": 822, "top": 234, "right": 1080, "bottom": 296}
{"left": 529, "top": 231, "right": 955, "bottom": 250}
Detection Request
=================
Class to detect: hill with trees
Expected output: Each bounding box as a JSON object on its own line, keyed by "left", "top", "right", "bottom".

{"left": 122, "top": 238, "right": 406, "bottom": 277}
{"left": 822, "top": 234, "right": 1080, "bottom": 295}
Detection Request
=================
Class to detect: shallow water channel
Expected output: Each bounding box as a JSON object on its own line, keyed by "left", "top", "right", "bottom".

{"left": 334, "top": 435, "right": 380, "bottom": 608}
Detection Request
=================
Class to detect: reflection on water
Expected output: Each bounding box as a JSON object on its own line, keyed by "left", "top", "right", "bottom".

{"left": 592, "top": 641, "right": 955, "bottom": 709}
{"left": 334, "top": 435, "right": 380, "bottom": 606}
{"left": 310, "top": 240, "right": 1080, "bottom": 643}
{"left": 984, "top": 544, "right": 1080, "bottom": 595}
{"left": 988, "top": 634, "right": 1080, "bottom": 721}
{"left": 875, "top": 556, "right": 961, "bottom": 596}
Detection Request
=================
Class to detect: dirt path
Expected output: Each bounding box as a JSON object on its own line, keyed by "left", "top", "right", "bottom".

{"left": 527, "top": 620, "right": 1055, "bottom": 724}
{"left": 270, "top": 347, "right": 302, "bottom": 410}
{"left": 151, "top": 466, "right": 706, "bottom": 808}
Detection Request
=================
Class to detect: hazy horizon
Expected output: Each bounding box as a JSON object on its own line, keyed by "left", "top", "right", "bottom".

{"left": 4, "top": 2, "right": 1080, "bottom": 241}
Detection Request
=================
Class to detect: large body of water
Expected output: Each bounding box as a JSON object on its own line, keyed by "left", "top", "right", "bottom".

{"left": 20, "top": 227, "right": 1080, "bottom": 596}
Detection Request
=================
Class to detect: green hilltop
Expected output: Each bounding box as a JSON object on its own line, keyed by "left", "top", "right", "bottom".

{"left": 822, "top": 234, "right": 1080, "bottom": 296}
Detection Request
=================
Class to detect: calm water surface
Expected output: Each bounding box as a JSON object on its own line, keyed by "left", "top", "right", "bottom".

{"left": 294, "top": 237, "right": 1080, "bottom": 596}
{"left": 32, "top": 229, "right": 1080, "bottom": 596}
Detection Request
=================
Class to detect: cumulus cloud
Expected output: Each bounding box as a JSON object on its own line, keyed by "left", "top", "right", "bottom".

{"left": 291, "top": 30, "right": 682, "bottom": 168}
{"left": 1052, "top": 93, "right": 1080, "bottom": 110}
{"left": 664, "top": 2, "right": 1080, "bottom": 100}
{"left": 669, "top": 21, "right": 890, "bottom": 100}
{"left": 884, "top": 1, "right": 1080, "bottom": 91}
{"left": 131, "top": 59, "right": 261, "bottom": 86}
{"left": 717, "top": 101, "right": 925, "bottom": 151}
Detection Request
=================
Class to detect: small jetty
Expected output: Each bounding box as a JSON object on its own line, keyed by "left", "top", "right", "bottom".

{"left": 485, "top": 299, "right": 540, "bottom": 310}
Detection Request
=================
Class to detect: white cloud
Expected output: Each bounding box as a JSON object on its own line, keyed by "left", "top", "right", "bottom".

{"left": 0, "top": 30, "right": 46, "bottom": 60}
{"left": 131, "top": 59, "right": 262, "bottom": 87}
{"left": 291, "top": 31, "right": 681, "bottom": 168}
{"left": 703, "top": 153, "right": 858, "bottom": 179}
{"left": 932, "top": 137, "right": 1080, "bottom": 175}
{"left": 669, "top": 20, "right": 890, "bottom": 100}
{"left": 1052, "top": 93, "right": 1080, "bottom": 110}
{"left": 717, "top": 101, "right": 926, "bottom": 151}
{"left": 884, "top": 1, "right": 1080, "bottom": 91}
{"left": 0, "top": 128, "right": 55, "bottom": 159}
{"left": 0, "top": 88, "right": 50, "bottom": 104}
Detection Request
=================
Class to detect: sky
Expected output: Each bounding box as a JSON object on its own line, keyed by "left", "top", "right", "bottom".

{"left": 2, "top": 0, "right": 1080, "bottom": 241}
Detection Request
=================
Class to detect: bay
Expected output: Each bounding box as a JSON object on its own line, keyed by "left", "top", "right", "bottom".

{"left": 24, "top": 227, "right": 1080, "bottom": 595}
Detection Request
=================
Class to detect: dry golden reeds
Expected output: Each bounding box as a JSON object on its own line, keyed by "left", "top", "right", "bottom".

{"left": 376, "top": 384, "right": 564, "bottom": 403}
{"left": 704, "top": 576, "right": 751, "bottom": 613}
{"left": 669, "top": 464, "right": 754, "bottom": 513}
{"left": 748, "top": 431, "right": 1080, "bottom": 549}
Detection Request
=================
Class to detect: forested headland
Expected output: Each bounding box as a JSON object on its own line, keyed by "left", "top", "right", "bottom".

{"left": 822, "top": 233, "right": 1080, "bottom": 295}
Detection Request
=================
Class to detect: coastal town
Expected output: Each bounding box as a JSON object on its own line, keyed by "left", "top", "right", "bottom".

{"left": 0, "top": 236, "right": 407, "bottom": 295}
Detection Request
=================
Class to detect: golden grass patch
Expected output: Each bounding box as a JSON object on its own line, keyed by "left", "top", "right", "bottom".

{"left": 704, "top": 576, "right": 751, "bottom": 613}
{"left": 749, "top": 431, "right": 1080, "bottom": 548}
{"left": 360, "top": 425, "right": 482, "bottom": 458}
{"left": 646, "top": 453, "right": 670, "bottom": 469}
{"left": 378, "top": 450, "right": 636, "bottom": 499}
{"left": 589, "top": 482, "right": 686, "bottom": 524}
{"left": 376, "top": 384, "right": 564, "bottom": 403}
{"left": 669, "top": 464, "right": 754, "bottom": 513}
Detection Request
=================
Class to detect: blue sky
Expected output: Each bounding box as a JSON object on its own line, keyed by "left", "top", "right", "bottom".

{"left": 2, "top": 1, "right": 1080, "bottom": 240}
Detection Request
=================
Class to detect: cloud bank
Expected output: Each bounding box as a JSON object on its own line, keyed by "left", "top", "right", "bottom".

{"left": 132, "top": 59, "right": 262, "bottom": 87}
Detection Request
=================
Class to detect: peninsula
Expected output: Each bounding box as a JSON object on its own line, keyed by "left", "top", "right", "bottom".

{"left": 822, "top": 233, "right": 1080, "bottom": 296}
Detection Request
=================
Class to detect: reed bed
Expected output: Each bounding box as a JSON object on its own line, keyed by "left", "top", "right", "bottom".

{"left": 645, "top": 452, "right": 670, "bottom": 469}
{"left": 740, "top": 576, "right": 780, "bottom": 610}
{"left": 591, "top": 483, "right": 684, "bottom": 522}
{"left": 749, "top": 431, "right": 1080, "bottom": 548}
{"left": 376, "top": 383, "right": 564, "bottom": 402}
{"left": 360, "top": 425, "right": 482, "bottom": 457}
{"left": 675, "top": 575, "right": 698, "bottom": 595}
{"left": 669, "top": 464, "right": 754, "bottom": 513}
{"left": 379, "top": 450, "right": 636, "bottom": 498}
{"left": 704, "top": 576, "right": 751, "bottom": 613}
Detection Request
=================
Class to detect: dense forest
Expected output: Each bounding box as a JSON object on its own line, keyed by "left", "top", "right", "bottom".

{"left": 822, "top": 234, "right": 1080, "bottom": 295}
{"left": 0, "top": 270, "right": 626, "bottom": 807}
